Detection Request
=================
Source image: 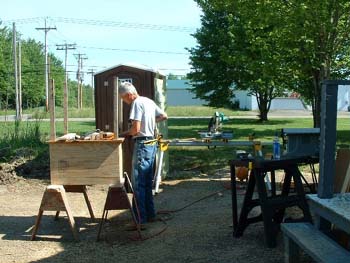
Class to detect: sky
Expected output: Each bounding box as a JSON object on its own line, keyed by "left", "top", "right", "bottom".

{"left": 1, "top": 0, "right": 202, "bottom": 84}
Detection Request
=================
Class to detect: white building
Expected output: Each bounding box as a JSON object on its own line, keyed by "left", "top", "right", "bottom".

{"left": 166, "top": 80, "right": 350, "bottom": 111}
{"left": 338, "top": 85, "right": 350, "bottom": 111}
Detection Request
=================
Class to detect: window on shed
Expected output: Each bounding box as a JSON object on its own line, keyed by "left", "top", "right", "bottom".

{"left": 119, "top": 78, "right": 133, "bottom": 84}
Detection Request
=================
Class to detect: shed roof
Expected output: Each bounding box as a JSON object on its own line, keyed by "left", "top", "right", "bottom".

{"left": 95, "top": 62, "right": 165, "bottom": 76}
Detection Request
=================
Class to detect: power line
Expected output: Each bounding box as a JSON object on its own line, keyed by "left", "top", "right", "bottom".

{"left": 3, "top": 16, "right": 197, "bottom": 33}
{"left": 48, "top": 43, "right": 188, "bottom": 55}
{"left": 53, "top": 17, "right": 196, "bottom": 32}
{"left": 2, "top": 17, "right": 43, "bottom": 25}
{"left": 77, "top": 45, "right": 188, "bottom": 55}
{"left": 35, "top": 18, "right": 57, "bottom": 111}
{"left": 57, "top": 43, "right": 76, "bottom": 133}
{"left": 74, "top": 53, "right": 88, "bottom": 109}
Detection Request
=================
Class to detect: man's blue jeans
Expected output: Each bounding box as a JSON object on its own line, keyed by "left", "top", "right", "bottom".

{"left": 132, "top": 140, "right": 157, "bottom": 224}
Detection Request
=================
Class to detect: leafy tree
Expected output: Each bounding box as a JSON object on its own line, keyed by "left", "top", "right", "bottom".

{"left": 189, "top": 0, "right": 350, "bottom": 125}
{"left": 67, "top": 79, "right": 93, "bottom": 108}
{"left": 188, "top": 1, "right": 289, "bottom": 120}
{"left": 0, "top": 27, "right": 13, "bottom": 109}
{"left": 20, "top": 38, "right": 45, "bottom": 108}
{"left": 281, "top": 1, "right": 350, "bottom": 127}
{"left": 48, "top": 53, "right": 64, "bottom": 106}
{"left": 0, "top": 26, "right": 66, "bottom": 110}
{"left": 167, "top": 73, "right": 179, "bottom": 80}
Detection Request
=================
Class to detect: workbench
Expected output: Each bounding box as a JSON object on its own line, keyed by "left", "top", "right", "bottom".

{"left": 230, "top": 156, "right": 319, "bottom": 248}
{"left": 169, "top": 139, "right": 270, "bottom": 148}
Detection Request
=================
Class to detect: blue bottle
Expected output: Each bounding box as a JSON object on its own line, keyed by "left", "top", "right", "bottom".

{"left": 273, "top": 133, "right": 281, "bottom": 159}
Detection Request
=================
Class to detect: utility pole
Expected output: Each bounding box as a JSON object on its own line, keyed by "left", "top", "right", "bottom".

{"left": 18, "top": 40, "right": 22, "bottom": 119}
{"left": 13, "top": 23, "right": 20, "bottom": 120}
{"left": 56, "top": 43, "right": 76, "bottom": 133}
{"left": 74, "top": 53, "right": 87, "bottom": 109}
{"left": 87, "top": 68, "right": 95, "bottom": 107}
{"left": 36, "top": 18, "right": 56, "bottom": 112}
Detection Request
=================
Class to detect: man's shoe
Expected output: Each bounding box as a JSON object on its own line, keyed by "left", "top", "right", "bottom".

{"left": 125, "top": 223, "right": 146, "bottom": 231}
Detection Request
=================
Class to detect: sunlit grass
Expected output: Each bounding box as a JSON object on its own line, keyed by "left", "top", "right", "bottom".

{"left": 0, "top": 107, "right": 349, "bottom": 178}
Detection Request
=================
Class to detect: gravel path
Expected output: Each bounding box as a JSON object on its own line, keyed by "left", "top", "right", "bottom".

{"left": 0, "top": 168, "right": 316, "bottom": 263}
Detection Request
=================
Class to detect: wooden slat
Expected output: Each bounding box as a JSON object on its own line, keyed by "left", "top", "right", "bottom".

{"left": 334, "top": 149, "right": 350, "bottom": 193}
{"left": 50, "top": 140, "right": 124, "bottom": 185}
{"left": 49, "top": 79, "right": 56, "bottom": 141}
{"left": 113, "top": 77, "right": 119, "bottom": 137}
{"left": 341, "top": 164, "right": 350, "bottom": 193}
{"left": 307, "top": 193, "right": 350, "bottom": 235}
{"left": 281, "top": 222, "right": 350, "bottom": 263}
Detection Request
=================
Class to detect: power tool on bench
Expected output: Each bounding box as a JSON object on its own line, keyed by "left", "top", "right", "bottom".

{"left": 198, "top": 111, "right": 233, "bottom": 140}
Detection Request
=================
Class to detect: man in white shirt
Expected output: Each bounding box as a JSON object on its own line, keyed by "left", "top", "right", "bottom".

{"left": 119, "top": 82, "right": 167, "bottom": 228}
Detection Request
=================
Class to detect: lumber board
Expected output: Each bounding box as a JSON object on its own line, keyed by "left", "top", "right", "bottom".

{"left": 49, "top": 139, "right": 124, "bottom": 185}
{"left": 281, "top": 222, "right": 350, "bottom": 263}
{"left": 307, "top": 193, "right": 350, "bottom": 235}
{"left": 334, "top": 149, "right": 350, "bottom": 193}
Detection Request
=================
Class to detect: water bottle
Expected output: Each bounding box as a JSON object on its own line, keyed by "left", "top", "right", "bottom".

{"left": 273, "top": 133, "right": 281, "bottom": 159}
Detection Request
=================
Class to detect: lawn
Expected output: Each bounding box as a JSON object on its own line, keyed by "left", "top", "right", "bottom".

{"left": 0, "top": 114, "right": 348, "bottom": 176}
{"left": 167, "top": 117, "right": 349, "bottom": 174}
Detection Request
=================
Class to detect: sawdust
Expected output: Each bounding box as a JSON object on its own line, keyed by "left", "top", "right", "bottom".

{"left": 0, "top": 158, "right": 315, "bottom": 263}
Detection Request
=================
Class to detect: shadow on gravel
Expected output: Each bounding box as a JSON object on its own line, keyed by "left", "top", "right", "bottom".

{"left": 1, "top": 178, "right": 288, "bottom": 263}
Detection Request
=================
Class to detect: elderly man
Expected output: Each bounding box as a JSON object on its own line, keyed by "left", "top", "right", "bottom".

{"left": 119, "top": 81, "right": 167, "bottom": 228}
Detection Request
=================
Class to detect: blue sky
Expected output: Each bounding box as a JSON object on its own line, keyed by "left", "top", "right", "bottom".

{"left": 1, "top": 0, "right": 202, "bottom": 84}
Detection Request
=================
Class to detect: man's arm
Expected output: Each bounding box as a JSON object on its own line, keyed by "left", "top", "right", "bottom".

{"left": 156, "top": 113, "right": 168, "bottom": 123}
{"left": 119, "top": 120, "right": 141, "bottom": 137}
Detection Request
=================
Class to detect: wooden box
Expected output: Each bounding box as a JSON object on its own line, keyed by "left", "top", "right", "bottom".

{"left": 49, "top": 139, "right": 124, "bottom": 186}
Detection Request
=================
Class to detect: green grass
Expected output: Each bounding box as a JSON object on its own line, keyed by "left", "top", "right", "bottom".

{"left": 0, "top": 107, "right": 95, "bottom": 118}
{"left": 166, "top": 106, "right": 248, "bottom": 117}
{"left": 1, "top": 106, "right": 245, "bottom": 118}
{"left": 0, "top": 120, "right": 96, "bottom": 162}
{"left": 0, "top": 113, "right": 349, "bottom": 179}
{"left": 167, "top": 117, "right": 350, "bottom": 176}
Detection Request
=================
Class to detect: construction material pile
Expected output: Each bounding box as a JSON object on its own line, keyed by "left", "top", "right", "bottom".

{"left": 56, "top": 130, "right": 115, "bottom": 142}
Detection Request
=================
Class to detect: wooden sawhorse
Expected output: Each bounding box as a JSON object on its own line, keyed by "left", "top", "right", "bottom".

{"left": 96, "top": 184, "right": 141, "bottom": 241}
{"left": 31, "top": 185, "right": 95, "bottom": 241}
{"left": 54, "top": 185, "right": 95, "bottom": 220}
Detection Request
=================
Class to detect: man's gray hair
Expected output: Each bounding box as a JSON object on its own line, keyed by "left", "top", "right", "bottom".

{"left": 119, "top": 81, "right": 138, "bottom": 95}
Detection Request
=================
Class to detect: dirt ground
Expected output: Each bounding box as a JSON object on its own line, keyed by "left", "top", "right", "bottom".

{"left": 0, "top": 160, "right": 315, "bottom": 263}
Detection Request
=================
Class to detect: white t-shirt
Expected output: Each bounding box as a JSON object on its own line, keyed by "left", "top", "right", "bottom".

{"left": 129, "top": 96, "right": 165, "bottom": 137}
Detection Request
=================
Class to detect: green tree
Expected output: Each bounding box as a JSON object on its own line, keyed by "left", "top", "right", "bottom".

{"left": 189, "top": 0, "right": 350, "bottom": 125}
{"left": 0, "top": 25, "right": 66, "bottom": 110}
{"left": 20, "top": 38, "right": 45, "bottom": 108}
{"left": 282, "top": 1, "right": 350, "bottom": 127}
{"left": 167, "top": 73, "right": 179, "bottom": 80}
{"left": 48, "top": 53, "right": 65, "bottom": 106}
{"left": 0, "top": 27, "right": 13, "bottom": 109}
{"left": 188, "top": 1, "right": 289, "bottom": 120}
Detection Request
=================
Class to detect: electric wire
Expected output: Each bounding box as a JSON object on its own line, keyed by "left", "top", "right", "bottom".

{"left": 3, "top": 16, "right": 197, "bottom": 33}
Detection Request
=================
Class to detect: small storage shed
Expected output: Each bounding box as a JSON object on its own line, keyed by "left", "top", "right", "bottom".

{"left": 94, "top": 63, "right": 168, "bottom": 180}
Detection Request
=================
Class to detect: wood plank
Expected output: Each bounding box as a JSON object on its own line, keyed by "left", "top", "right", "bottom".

{"left": 281, "top": 222, "right": 350, "bottom": 263}
{"left": 307, "top": 193, "right": 350, "bottom": 235}
{"left": 49, "top": 79, "right": 56, "bottom": 141}
{"left": 334, "top": 149, "right": 350, "bottom": 193}
{"left": 341, "top": 164, "right": 350, "bottom": 193}
{"left": 113, "top": 77, "right": 119, "bottom": 137}
{"left": 50, "top": 140, "right": 124, "bottom": 185}
{"left": 52, "top": 177, "right": 124, "bottom": 186}
{"left": 319, "top": 82, "right": 338, "bottom": 198}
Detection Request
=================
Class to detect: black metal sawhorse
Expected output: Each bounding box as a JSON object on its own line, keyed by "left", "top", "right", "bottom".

{"left": 230, "top": 156, "right": 319, "bottom": 248}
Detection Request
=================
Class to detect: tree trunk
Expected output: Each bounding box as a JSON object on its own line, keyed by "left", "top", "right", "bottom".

{"left": 312, "top": 75, "right": 322, "bottom": 128}
{"left": 257, "top": 92, "right": 270, "bottom": 122}
{"left": 312, "top": 64, "right": 330, "bottom": 128}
